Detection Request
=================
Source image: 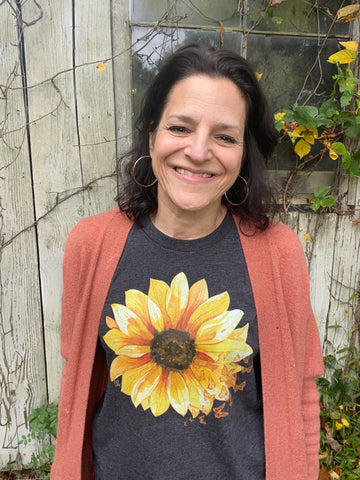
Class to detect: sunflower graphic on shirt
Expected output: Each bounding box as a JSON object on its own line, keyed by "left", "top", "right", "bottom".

{"left": 103, "top": 272, "right": 252, "bottom": 418}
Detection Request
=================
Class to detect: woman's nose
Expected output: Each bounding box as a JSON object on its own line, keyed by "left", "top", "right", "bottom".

{"left": 184, "top": 132, "right": 211, "bottom": 163}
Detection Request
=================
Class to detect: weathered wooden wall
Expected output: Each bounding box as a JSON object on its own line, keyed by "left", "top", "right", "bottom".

{"left": 0, "top": 0, "right": 130, "bottom": 468}
{"left": 0, "top": 0, "right": 359, "bottom": 470}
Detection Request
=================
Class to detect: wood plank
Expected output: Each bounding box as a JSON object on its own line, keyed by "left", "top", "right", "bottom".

{"left": 74, "top": 0, "right": 117, "bottom": 207}
{"left": 325, "top": 215, "right": 360, "bottom": 357}
{"left": 112, "top": 0, "right": 132, "bottom": 158}
{"left": 0, "top": 1, "right": 47, "bottom": 469}
{"left": 297, "top": 213, "right": 337, "bottom": 349}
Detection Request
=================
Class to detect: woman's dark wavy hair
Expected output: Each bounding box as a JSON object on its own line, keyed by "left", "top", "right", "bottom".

{"left": 117, "top": 44, "right": 278, "bottom": 230}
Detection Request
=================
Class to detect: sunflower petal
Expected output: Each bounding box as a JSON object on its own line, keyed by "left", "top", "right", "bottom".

{"left": 117, "top": 344, "right": 151, "bottom": 358}
{"left": 166, "top": 272, "right": 189, "bottom": 328}
{"left": 111, "top": 303, "right": 153, "bottom": 342}
{"left": 187, "top": 291, "right": 230, "bottom": 335}
{"left": 183, "top": 368, "right": 213, "bottom": 414}
{"left": 150, "top": 371, "right": 170, "bottom": 416}
{"left": 106, "top": 316, "right": 118, "bottom": 329}
{"left": 197, "top": 337, "right": 253, "bottom": 362}
{"left": 167, "top": 371, "right": 190, "bottom": 416}
{"left": 103, "top": 328, "right": 130, "bottom": 354}
{"left": 148, "top": 297, "right": 165, "bottom": 332}
{"left": 132, "top": 364, "right": 163, "bottom": 407}
{"left": 148, "top": 278, "right": 170, "bottom": 323}
{"left": 180, "top": 279, "right": 209, "bottom": 328}
{"left": 121, "top": 360, "right": 155, "bottom": 396}
{"left": 109, "top": 354, "right": 151, "bottom": 381}
{"left": 196, "top": 309, "right": 244, "bottom": 344}
{"left": 125, "top": 289, "right": 153, "bottom": 332}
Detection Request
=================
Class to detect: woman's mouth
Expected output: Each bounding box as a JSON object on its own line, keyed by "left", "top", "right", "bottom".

{"left": 175, "top": 167, "right": 213, "bottom": 178}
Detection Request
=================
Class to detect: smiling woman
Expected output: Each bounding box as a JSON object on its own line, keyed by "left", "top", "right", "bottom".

{"left": 52, "top": 45, "right": 323, "bottom": 480}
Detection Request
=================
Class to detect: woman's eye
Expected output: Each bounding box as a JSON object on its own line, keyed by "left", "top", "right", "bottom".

{"left": 217, "top": 135, "right": 236, "bottom": 144}
{"left": 169, "top": 126, "right": 188, "bottom": 134}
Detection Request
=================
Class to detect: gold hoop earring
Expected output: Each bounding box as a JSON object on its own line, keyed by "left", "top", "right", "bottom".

{"left": 224, "top": 176, "right": 249, "bottom": 206}
{"left": 131, "top": 155, "right": 158, "bottom": 188}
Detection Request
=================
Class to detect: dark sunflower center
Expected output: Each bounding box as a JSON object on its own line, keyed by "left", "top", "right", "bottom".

{"left": 150, "top": 329, "right": 196, "bottom": 371}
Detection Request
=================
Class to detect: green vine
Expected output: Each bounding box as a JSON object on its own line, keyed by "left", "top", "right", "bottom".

{"left": 275, "top": 40, "right": 360, "bottom": 212}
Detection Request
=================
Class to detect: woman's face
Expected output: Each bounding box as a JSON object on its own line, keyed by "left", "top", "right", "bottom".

{"left": 149, "top": 74, "right": 246, "bottom": 219}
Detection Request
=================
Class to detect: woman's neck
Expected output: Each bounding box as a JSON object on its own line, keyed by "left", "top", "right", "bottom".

{"left": 151, "top": 203, "right": 227, "bottom": 240}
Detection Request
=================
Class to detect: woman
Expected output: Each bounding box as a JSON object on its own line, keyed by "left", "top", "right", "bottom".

{"left": 51, "top": 45, "right": 323, "bottom": 480}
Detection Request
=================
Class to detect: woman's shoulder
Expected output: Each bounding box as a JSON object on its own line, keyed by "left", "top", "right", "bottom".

{"left": 66, "top": 208, "right": 133, "bottom": 248}
{"left": 266, "top": 219, "right": 304, "bottom": 255}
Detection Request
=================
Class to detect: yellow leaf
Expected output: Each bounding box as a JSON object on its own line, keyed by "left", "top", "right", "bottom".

{"left": 304, "top": 233, "right": 310, "bottom": 243}
{"left": 303, "top": 127, "right": 318, "bottom": 144}
{"left": 97, "top": 62, "right": 106, "bottom": 71}
{"left": 335, "top": 421, "right": 343, "bottom": 430}
{"left": 336, "top": 5, "right": 360, "bottom": 23}
{"left": 274, "top": 112, "right": 285, "bottom": 121}
{"left": 341, "top": 417, "right": 349, "bottom": 427}
{"left": 328, "top": 49, "right": 356, "bottom": 64}
{"left": 295, "top": 139, "right": 311, "bottom": 158}
{"left": 292, "top": 125, "right": 307, "bottom": 137}
{"left": 339, "top": 40, "right": 358, "bottom": 51}
{"left": 255, "top": 72, "right": 263, "bottom": 81}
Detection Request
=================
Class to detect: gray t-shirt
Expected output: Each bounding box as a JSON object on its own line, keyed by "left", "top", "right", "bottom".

{"left": 93, "top": 212, "right": 265, "bottom": 479}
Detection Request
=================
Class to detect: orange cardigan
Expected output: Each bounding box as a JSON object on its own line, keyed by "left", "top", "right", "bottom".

{"left": 51, "top": 209, "right": 323, "bottom": 480}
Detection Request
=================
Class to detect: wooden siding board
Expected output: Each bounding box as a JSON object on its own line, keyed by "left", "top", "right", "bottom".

{"left": 73, "top": 0, "right": 117, "bottom": 210}
{"left": 111, "top": 0, "right": 132, "bottom": 158}
{"left": 325, "top": 215, "right": 360, "bottom": 356}
{"left": 0, "top": 1, "right": 47, "bottom": 468}
{"left": 297, "top": 214, "right": 338, "bottom": 350}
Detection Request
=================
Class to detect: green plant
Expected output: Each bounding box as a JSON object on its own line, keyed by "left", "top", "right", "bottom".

{"left": 19, "top": 402, "right": 58, "bottom": 479}
{"left": 317, "top": 342, "right": 360, "bottom": 479}
{"left": 275, "top": 40, "right": 360, "bottom": 211}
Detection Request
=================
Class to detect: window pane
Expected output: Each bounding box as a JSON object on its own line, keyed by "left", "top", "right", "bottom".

{"left": 131, "top": 0, "right": 240, "bottom": 27}
{"left": 246, "top": 0, "right": 352, "bottom": 36}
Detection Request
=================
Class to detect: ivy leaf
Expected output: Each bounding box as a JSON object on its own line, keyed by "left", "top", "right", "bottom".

{"left": 321, "top": 195, "right": 335, "bottom": 208}
{"left": 331, "top": 142, "right": 347, "bottom": 155}
{"left": 314, "top": 186, "right": 331, "bottom": 198}
{"left": 328, "top": 49, "right": 356, "bottom": 64}
{"left": 292, "top": 105, "right": 319, "bottom": 127}
{"left": 319, "top": 98, "right": 339, "bottom": 120}
{"left": 344, "top": 118, "right": 360, "bottom": 139}
{"left": 294, "top": 139, "right": 311, "bottom": 158}
{"left": 340, "top": 91, "right": 353, "bottom": 107}
{"left": 310, "top": 198, "right": 321, "bottom": 212}
{"left": 349, "top": 159, "right": 360, "bottom": 176}
{"left": 341, "top": 152, "right": 352, "bottom": 170}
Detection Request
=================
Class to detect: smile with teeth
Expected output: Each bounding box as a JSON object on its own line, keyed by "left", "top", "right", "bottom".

{"left": 175, "top": 167, "right": 213, "bottom": 178}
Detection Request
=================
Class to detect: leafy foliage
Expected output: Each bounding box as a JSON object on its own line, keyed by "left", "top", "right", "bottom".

{"left": 317, "top": 343, "right": 360, "bottom": 479}
{"left": 18, "top": 403, "right": 58, "bottom": 480}
{"left": 275, "top": 41, "right": 360, "bottom": 211}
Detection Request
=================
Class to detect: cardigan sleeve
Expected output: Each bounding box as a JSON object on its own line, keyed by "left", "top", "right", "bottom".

{"left": 276, "top": 226, "right": 324, "bottom": 479}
